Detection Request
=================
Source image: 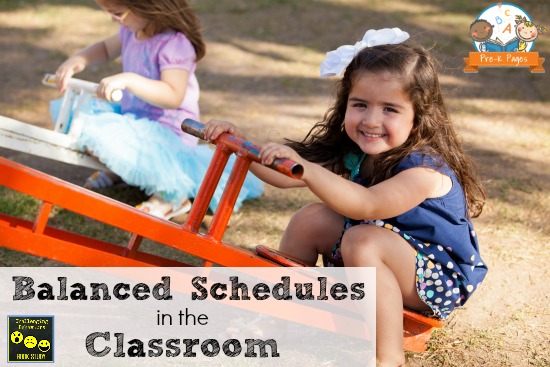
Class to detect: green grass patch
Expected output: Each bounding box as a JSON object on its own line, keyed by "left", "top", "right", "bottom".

{"left": 0, "top": 187, "right": 40, "bottom": 219}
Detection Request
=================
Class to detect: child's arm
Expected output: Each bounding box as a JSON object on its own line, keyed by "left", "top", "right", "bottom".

{"left": 55, "top": 34, "right": 121, "bottom": 93}
{"left": 96, "top": 68, "right": 189, "bottom": 106}
{"left": 260, "top": 143, "right": 449, "bottom": 220}
{"left": 249, "top": 162, "right": 306, "bottom": 188}
{"left": 203, "top": 120, "right": 306, "bottom": 188}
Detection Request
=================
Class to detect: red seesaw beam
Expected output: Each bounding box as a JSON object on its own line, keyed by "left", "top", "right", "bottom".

{"left": 0, "top": 120, "right": 302, "bottom": 268}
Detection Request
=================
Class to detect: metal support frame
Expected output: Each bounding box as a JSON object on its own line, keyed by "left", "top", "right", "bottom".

{"left": 0, "top": 119, "right": 293, "bottom": 267}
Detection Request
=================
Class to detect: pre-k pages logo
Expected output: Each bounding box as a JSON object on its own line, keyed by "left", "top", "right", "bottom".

{"left": 465, "top": 2, "right": 546, "bottom": 73}
{"left": 7, "top": 316, "right": 54, "bottom": 363}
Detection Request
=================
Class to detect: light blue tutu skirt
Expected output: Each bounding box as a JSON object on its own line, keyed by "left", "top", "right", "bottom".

{"left": 50, "top": 98, "right": 264, "bottom": 212}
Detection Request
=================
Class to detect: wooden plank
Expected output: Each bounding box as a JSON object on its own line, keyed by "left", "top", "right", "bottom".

{"left": 0, "top": 115, "right": 106, "bottom": 170}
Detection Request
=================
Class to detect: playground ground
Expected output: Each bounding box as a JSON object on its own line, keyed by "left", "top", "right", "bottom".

{"left": 0, "top": 1, "right": 549, "bottom": 366}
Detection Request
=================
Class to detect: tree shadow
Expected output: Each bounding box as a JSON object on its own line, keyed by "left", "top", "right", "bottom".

{"left": 194, "top": 0, "right": 550, "bottom": 228}
{"left": 469, "top": 145, "right": 549, "bottom": 236}
{"left": 0, "top": 0, "right": 96, "bottom": 12}
{"left": 197, "top": 0, "right": 548, "bottom": 101}
{"left": 1, "top": 0, "right": 549, "bottom": 202}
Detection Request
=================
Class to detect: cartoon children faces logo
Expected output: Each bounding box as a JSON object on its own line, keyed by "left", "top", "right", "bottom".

{"left": 465, "top": 2, "right": 546, "bottom": 73}
{"left": 7, "top": 316, "right": 54, "bottom": 363}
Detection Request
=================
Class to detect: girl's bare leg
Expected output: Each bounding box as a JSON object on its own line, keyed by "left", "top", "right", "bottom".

{"left": 340, "top": 225, "right": 430, "bottom": 367}
{"left": 279, "top": 202, "right": 345, "bottom": 265}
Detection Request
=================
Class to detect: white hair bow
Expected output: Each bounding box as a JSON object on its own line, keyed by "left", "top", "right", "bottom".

{"left": 320, "top": 28, "right": 410, "bottom": 78}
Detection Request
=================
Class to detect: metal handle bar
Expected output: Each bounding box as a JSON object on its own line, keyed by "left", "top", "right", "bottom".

{"left": 181, "top": 119, "right": 303, "bottom": 179}
{"left": 42, "top": 73, "right": 123, "bottom": 102}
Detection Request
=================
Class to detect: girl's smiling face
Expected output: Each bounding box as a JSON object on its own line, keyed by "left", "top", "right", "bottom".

{"left": 344, "top": 70, "right": 415, "bottom": 157}
{"left": 516, "top": 23, "right": 539, "bottom": 41}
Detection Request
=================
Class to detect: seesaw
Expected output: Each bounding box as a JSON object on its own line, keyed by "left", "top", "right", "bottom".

{"left": 0, "top": 74, "right": 121, "bottom": 170}
{"left": 0, "top": 78, "right": 442, "bottom": 352}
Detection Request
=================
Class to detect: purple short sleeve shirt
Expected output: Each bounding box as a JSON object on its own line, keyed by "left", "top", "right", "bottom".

{"left": 119, "top": 26, "right": 200, "bottom": 146}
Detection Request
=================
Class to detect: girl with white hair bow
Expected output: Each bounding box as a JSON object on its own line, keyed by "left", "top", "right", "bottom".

{"left": 205, "top": 28, "right": 488, "bottom": 366}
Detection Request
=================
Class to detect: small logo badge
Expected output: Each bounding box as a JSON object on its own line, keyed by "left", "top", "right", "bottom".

{"left": 465, "top": 2, "right": 546, "bottom": 73}
{"left": 7, "top": 316, "right": 54, "bottom": 363}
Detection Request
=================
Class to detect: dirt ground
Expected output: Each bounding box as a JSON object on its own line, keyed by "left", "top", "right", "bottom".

{"left": 1, "top": 1, "right": 549, "bottom": 366}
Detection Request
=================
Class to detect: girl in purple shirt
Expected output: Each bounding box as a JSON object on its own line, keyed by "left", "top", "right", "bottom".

{"left": 54, "top": 0, "right": 263, "bottom": 219}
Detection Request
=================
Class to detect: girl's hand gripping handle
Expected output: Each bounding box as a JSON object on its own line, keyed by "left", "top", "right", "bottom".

{"left": 181, "top": 118, "right": 304, "bottom": 179}
{"left": 42, "top": 73, "right": 123, "bottom": 102}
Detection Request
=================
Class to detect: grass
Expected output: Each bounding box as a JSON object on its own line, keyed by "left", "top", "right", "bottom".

{"left": 0, "top": 187, "right": 40, "bottom": 219}
{"left": 0, "top": 185, "right": 209, "bottom": 266}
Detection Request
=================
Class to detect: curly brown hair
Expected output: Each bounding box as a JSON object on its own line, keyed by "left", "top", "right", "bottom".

{"left": 287, "top": 43, "right": 486, "bottom": 218}
{"left": 104, "top": 0, "right": 206, "bottom": 61}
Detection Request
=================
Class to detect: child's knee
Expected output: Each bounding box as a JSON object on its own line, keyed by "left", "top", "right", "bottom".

{"left": 282, "top": 203, "right": 344, "bottom": 256}
{"left": 341, "top": 224, "right": 373, "bottom": 245}
{"left": 295, "top": 202, "right": 330, "bottom": 218}
{"left": 286, "top": 204, "right": 319, "bottom": 235}
{"left": 340, "top": 225, "right": 379, "bottom": 261}
{"left": 288, "top": 202, "right": 340, "bottom": 231}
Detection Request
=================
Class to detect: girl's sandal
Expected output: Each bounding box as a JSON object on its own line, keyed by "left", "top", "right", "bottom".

{"left": 165, "top": 200, "right": 192, "bottom": 220}
{"left": 83, "top": 171, "right": 119, "bottom": 190}
{"left": 136, "top": 199, "right": 192, "bottom": 221}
